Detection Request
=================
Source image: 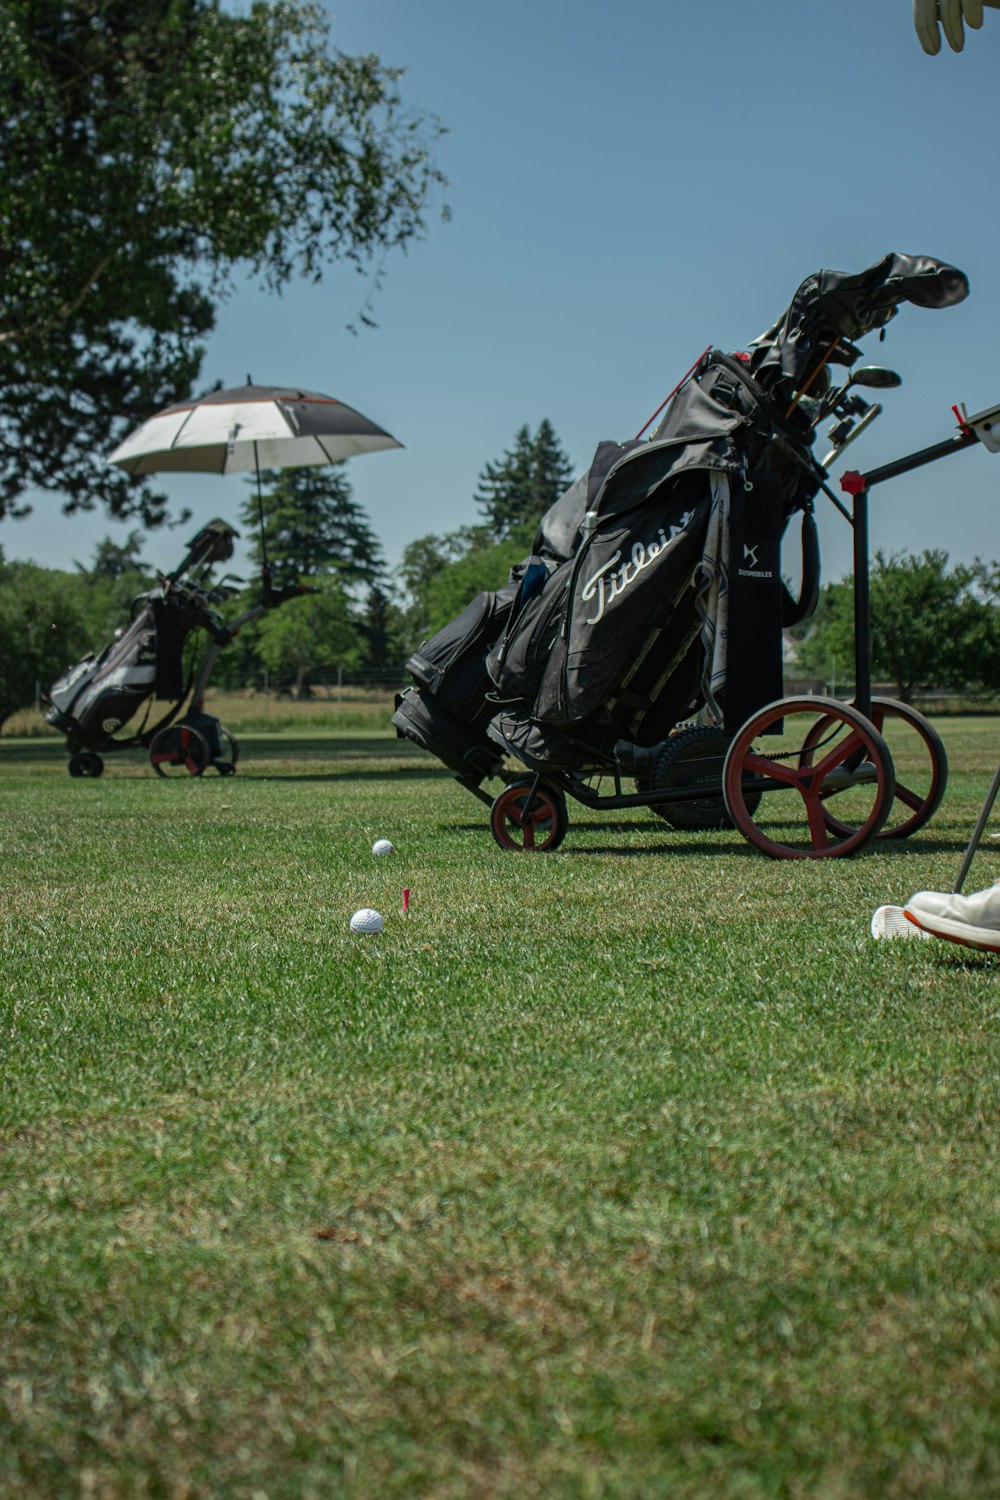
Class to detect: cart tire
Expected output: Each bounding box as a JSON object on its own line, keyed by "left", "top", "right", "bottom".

{"left": 489, "top": 779, "right": 568, "bottom": 852}
{"left": 150, "top": 724, "right": 210, "bottom": 778}
{"left": 800, "top": 697, "right": 947, "bottom": 840}
{"left": 217, "top": 729, "right": 239, "bottom": 768}
{"left": 647, "top": 725, "right": 758, "bottom": 830}
{"left": 68, "top": 751, "right": 104, "bottom": 778}
{"left": 723, "top": 696, "right": 895, "bottom": 859}
{"left": 215, "top": 726, "right": 240, "bottom": 775}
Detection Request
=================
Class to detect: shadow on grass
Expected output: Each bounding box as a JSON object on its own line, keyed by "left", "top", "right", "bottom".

{"left": 564, "top": 839, "right": 752, "bottom": 857}
{"left": 0, "top": 734, "right": 430, "bottom": 774}
{"left": 932, "top": 947, "right": 1000, "bottom": 970}
{"left": 237, "top": 735, "right": 421, "bottom": 761}
{"left": 451, "top": 819, "right": 677, "bottom": 836}
{"left": 559, "top": 832, "right": 975, "bottom": 858}
{"left": 448, "top": 813, "right": 976, "bottom": 860}
{"left": 449, "top": 817, "right": 757, "bottom": 858}
{"left": 237, "top": 735, "right": 441, "bottom": 782}
{"left": 251, "top": 766, "right": 435, "bottom": 784}
{"left": 0, "top": 739, "right": 71, "bottom": 763}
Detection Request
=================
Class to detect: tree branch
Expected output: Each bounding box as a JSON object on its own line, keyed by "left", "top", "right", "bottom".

{"left": 0, "top": 253, "right": 115, "bottom": 347}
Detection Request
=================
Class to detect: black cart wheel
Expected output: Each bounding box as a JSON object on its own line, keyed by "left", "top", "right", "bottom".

{"left": 149, "top": 724, "right": 209, "bottom": 778}
{"left": 723, "top": 696, "right": 895, "bottom": 859}
{"left": 646, "top": 725, "right": 760, "bottom": 830}
{"left": 489, "top": 779, "right": 568, "bottom": 852}
{"left": 799, "top": 697, "right": 947, "bottom": 841}
{"left": 68, "top": 751, "right": 104, "bottom": 778}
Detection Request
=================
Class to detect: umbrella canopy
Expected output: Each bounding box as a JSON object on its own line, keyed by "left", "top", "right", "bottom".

{"left": 107, "top": 383, "right": 402, "bottom": 476}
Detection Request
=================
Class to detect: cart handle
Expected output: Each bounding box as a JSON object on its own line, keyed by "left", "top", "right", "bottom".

{"left": 841, "top": 421, "right": 982, "bottom": 494}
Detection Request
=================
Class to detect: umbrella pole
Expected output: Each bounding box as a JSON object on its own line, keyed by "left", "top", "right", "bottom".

{"left": 254, "top": 442, "right": 272, "bottom": 604}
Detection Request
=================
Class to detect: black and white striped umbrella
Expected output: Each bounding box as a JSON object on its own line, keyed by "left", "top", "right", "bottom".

{"left": 107, "top": 383, "right": 401, "bottom": 475}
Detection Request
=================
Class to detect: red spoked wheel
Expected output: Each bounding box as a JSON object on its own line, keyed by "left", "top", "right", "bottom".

{"left": 800, "top": 697, "right": 947, "bottom": 841}
{"left": 150, "top": 724, "right": 209, "bottom": 778}
{"left": 722, "top": 696, "right": 895, "bottom": 859}
{"left": 489, "top": 779, "right": 568, "bottom": 852}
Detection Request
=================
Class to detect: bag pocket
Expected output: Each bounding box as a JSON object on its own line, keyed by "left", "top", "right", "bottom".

{"left": 407, "top": 583, "right": 518, "bottom": 717}
{"left": 486, "top": 563, "right": 573, "bottom": 704}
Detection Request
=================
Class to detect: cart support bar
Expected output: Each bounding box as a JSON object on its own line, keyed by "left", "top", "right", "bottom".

{"left": 841, "top": 428, "right": 978, "bottom": 494}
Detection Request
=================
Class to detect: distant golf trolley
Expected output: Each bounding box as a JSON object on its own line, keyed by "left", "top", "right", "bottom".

{"left": 488, "top": 394, "right": 1000, "bottom": 860}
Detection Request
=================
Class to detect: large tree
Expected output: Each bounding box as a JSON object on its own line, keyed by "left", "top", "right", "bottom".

{"left": 793, "top": 550, "right": 1000, "bottom": 702}
{"left": 231, "top": 463, "right": 385, "bottom": 684}
{"left": 395, "top": 419, "right": 572, "bottom": 651}
{"left": 358, "top": 582, "right": 406, "bottom": 673}
{"left": 73, "top": 531, "right": 156, "bottom": 640}
{"left": 394, "top": 527, "right": 491, "bottom": 651}
{"left": 474, "top": 420, "right": 573, "bottom": 541}
{"left": 422, "top": 524, "right": 540, "bottom": 638}
{"left": 77, "top": 530, "right": 147, "bottom": 583}
{"left": 0, "top": 561, "right": 93, "bottom": 730}
{"left": 0, "top": 0, "right": 446, "bottom": 526}
{"left": 238, "top": 465, "right": 385, "bottom": 592}
{"left": 254, "top": 586, "right": 362, "bottom": 698}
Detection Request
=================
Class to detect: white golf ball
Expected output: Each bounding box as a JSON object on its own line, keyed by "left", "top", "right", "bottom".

{"left": 371, "top": 839, "right": 394, "bottom": 856}
{"left": 350, "top": 908, "right": 384, "bottom": 934}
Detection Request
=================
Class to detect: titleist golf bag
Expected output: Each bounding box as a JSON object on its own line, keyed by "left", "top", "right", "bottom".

{"left": 393, "top": 254, "right": 968, "bottom": 791}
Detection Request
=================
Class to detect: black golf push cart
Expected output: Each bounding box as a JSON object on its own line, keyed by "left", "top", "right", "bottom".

{"left": 44, "top": 519, "right": 310, "bottom": 778}
{"left": 393, "top": 253, "right": 1000, "bottom": 860}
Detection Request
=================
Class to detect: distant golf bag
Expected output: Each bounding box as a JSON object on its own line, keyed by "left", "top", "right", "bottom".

{"left": 393, "top": 252, "right": 972, "bottom": 856}
{"left": 45, "top": 518, "right": 309, "bottom": 778}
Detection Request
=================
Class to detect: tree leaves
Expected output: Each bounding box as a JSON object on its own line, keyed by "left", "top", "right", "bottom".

{"left": 0, "top": 0, "right": 447, "bottom": 523}
{"left": 792, "top": 550, "right": 1000, "bottom": 701}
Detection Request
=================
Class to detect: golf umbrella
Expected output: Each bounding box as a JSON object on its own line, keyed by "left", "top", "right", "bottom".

{"left": 106, "top": 383, "right": 401, "bottom": 475}
{"left": 107, "top": 382, "right": 401, "bottom": 593}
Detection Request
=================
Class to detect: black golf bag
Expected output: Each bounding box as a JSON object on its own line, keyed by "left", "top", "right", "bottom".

{"left": 393, "top": 254, "right": 968, "bottom": 786}
{"left": 44, "top": 519, "right": 240, "bottom": 774}
{"left": 45, "top": 592, "right": 219, "bottom": 749}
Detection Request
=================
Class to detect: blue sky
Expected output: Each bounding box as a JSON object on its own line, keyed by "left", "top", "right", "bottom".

{"left": 7, "top": 0, "right": 1000, "bottom": 588}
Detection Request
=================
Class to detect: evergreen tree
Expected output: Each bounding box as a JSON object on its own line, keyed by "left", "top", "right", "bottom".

{"left": 240, "top": 466, "right": 386, "bottom": 593}
{"left": 360, "top": 583, "right": 407, "bottom": 673}
{"left": 423, "top": 528, "right": 536, "bottom": 637}
{"left": 395, "top": 529, "right": 487, "bottom": 651}
{"left": 474, "top": 420, "right": 573, "bottom": 540}
{"left": 77, "top": 531, "right": 147, "bottom": 582}
{"left": 69, "top": 531, "right": 155, "bottom": 641}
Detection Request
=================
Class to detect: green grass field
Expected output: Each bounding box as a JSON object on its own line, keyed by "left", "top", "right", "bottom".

{"left": 2, "top": 711, "right": 999, "bottom": 1498}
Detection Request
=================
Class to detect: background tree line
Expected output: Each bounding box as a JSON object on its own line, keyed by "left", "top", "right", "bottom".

{"left": 787, "top": 549, "right": 1000, "bottom": 703}
{"left": 6, "top": 416, "right": 1000, "bottom": 732}
{"left": 0, "top": 420, "right": 575, "bottom": 729}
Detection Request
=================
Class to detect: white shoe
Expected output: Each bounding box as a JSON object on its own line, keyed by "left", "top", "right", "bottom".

{"left": 871, "top": 905, "right": 931, "bottom": 941}
{"left": 903, "top": 884, "right": 1000, "bottom": 953}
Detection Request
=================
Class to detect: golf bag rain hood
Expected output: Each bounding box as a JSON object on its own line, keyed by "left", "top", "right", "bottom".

{"left": 394, "top": 254, "right": 967, "bottom": 782}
